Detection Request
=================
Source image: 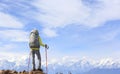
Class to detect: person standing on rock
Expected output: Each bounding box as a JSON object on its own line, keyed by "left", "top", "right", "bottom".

{"left": 29, "top": 29, "right": 48, "bottom": 71}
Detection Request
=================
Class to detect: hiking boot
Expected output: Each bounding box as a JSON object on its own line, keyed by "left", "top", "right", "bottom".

{"left": 32, "top": 68, "right": 36, "bottom": 71}
{"left": 37, "top": 68, "right": 43, "bottom": 71}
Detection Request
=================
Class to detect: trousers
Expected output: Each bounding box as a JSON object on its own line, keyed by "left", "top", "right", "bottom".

{"left": 31, "top": 50, "right": 41, "bottom": 69}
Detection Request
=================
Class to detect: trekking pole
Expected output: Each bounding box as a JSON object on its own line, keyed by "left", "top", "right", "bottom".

{"left": 45, "top": 46, "right": 49, "bottom": 74}
{"left": 28, "top": 51, "right": 32, "bottom": 72}
{"left": 45, "top": 48, "right": 48, "bottom": 74}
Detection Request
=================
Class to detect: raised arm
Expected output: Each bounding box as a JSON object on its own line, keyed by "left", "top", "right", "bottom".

{"left": 39, "top": 36, "right": 45, "bottom": 47}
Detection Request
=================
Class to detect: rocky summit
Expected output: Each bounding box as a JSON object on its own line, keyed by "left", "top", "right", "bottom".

{"left": 0, "top": 70, "right": 45, "bottom": 74}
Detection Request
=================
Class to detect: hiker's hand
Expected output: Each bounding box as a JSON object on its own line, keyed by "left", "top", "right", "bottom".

{"left": 45, "top": 44, "right": 49, "bottom": 49}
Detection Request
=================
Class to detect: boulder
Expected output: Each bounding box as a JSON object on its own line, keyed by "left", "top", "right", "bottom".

{"left": 29, "top": 70, "right": 45, "bottom": 74}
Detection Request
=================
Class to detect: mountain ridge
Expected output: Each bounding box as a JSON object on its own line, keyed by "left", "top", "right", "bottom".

{"left": 0, "top": 56, "right": 120, "bottom": 74}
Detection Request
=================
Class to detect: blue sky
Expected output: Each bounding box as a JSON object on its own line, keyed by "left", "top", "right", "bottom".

{"left": 0, "top": 0, "right": 120, "bottom": 60}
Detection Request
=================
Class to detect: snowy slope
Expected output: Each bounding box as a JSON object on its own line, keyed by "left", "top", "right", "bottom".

{"left": 0, "top": 56, "right": 120, "bottom": 74}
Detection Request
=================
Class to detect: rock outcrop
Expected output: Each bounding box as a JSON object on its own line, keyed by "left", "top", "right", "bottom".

{"left": 0, "top": 70, "right": 45, "bottom": 74}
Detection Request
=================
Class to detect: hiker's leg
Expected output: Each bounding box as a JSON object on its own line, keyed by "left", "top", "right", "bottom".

{"left": 36, "top": 50, "right": 41, "bottom": 69}
{"left": 32, "top": 50, "right": 36, "bottom": 70}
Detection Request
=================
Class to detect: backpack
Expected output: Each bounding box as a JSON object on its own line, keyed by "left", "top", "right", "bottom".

{"left": 29, "top": 30, "right": 40, "bottom": 48}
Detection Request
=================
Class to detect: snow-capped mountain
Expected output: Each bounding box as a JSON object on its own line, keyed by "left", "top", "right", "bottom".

{"left": 0, "top": 56, "right": 120, "bottom": 74}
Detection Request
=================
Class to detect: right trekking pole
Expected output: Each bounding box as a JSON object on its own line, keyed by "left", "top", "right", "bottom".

{"left": 45, "top": 47, "right": 48, "bottom": 74}
{"left": 45, "top": 45, "right": 49, "bottom": 74}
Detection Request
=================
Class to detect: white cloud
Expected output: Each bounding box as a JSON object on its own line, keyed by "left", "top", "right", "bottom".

{"left": 0, "top": 52, "right": 27, "bottom": 60}
{"left": 0, "top": 44, "right": 16, "bottom": 52}
{"left": 0, "top": 44, "right": 22, "bottom": 58}
{"left": 32, "top": 0, "right": 120, "bottom": 29}
{"left": 32, "top": 0, "right": 90, "bottom": 28}
{"left": 83, "top": 0, "right": 120, "bottom": 27}
{"left": 0, "top": 30, "right": 29, "bottom": 42}
{"left": 0, "top": 43, "right": 28, "bottom": 60}
{"left": 42, "top": 28, "right": 58, "bottom": 37}
{"left": 1, "top": 0, "right": 120, "bottom": 38}
{"left": 101, "top": 30, "right": 120, "bottom": 41}
{"left": 0, "top": 12, "right": 24, "bottom": 28}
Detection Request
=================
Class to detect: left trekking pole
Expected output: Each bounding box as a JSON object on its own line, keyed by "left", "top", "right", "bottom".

{"left": 28, "top": 51, "right": 32, "bottom": 72}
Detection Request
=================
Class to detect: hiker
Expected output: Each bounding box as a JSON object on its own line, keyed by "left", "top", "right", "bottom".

{"left": 29, "top": 29, "right": 48, "bottom": 71}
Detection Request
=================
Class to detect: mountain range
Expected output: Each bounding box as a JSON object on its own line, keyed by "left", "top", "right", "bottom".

{"left": 0, "top": 56, "right": 120, "bottom": 74}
